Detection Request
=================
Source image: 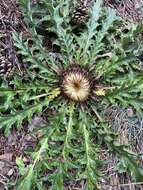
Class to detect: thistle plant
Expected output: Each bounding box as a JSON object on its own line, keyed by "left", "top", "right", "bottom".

{"left": 1, "top": 0, "right": 143, "bottom": 189}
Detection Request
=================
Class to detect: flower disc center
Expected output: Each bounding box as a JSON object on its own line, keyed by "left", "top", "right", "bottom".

{"left": 61, "top": 65, "right": 91, "bottom": 102}
{"left": 73, "top": 81, "right": 81, "bottom": 90}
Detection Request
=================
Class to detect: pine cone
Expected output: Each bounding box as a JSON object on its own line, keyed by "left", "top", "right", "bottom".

{"left": 71, "top": 0, "right": 92, "bottom": 24}
{"left": 0, "top": 56, "right": 15, "bottom": 77}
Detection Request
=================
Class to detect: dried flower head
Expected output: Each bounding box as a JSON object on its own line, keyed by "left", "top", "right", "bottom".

{"left": 71, "top": 0, "right": 93, "bottom": 24}
{"left": 0, "top": 56, "right": 14, "bottom": 77}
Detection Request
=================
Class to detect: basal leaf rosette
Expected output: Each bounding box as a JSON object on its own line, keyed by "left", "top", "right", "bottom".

{"left": 0, "top": 0, "right": 143, "bottom": 189}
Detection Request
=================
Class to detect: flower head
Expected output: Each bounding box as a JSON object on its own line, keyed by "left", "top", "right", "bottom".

{"left": 60, "top": 65, "right": 92, "bottom": 102}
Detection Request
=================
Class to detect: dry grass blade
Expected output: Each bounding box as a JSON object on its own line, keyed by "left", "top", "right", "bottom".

{"left": 101, "top": 182, "right": 143, "bottom": 190}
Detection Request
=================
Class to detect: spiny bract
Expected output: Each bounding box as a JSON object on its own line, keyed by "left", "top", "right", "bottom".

{"left": 0, "top": 0, "right": 143, "bottom": 189}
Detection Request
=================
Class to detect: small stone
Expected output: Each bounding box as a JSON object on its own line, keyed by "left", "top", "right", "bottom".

{"left": 127, "top": 107, "right": 134, "bottom": 117}
{"left": 7, "top": 168, "right": 14, "bottom": 176}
